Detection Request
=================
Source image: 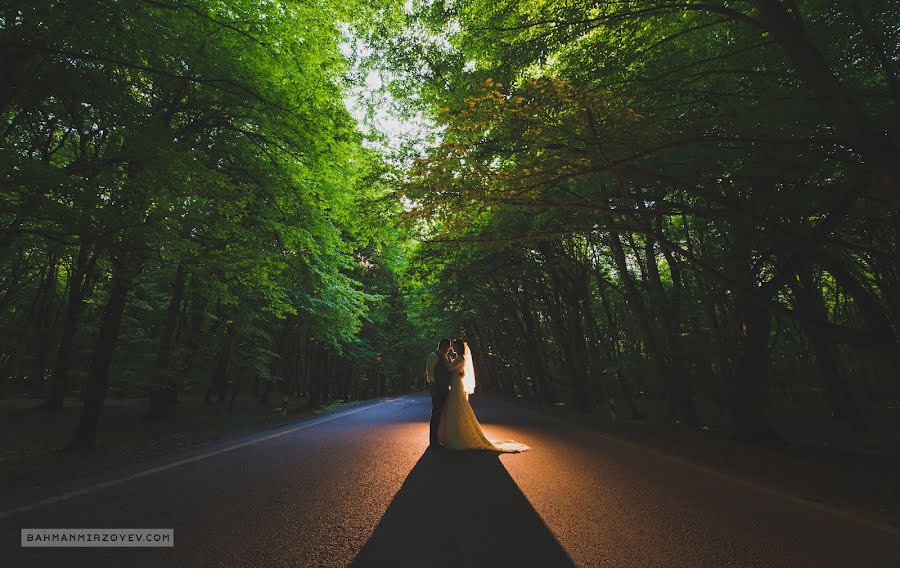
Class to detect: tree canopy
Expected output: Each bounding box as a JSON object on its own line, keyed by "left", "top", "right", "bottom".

{"left": 367, "top": 0, "right": 899, "bottom": 440}
{"left": 1, "top": 0, "right": 897, "bottom": 447}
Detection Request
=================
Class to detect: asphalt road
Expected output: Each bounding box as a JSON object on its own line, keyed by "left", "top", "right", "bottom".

{"left": 2, "top": 393, "right": 899, "bottom": 567}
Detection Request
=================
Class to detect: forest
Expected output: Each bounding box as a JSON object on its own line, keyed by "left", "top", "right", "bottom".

{"left": 1, "top": 0, "right": 898, "bottom": 451}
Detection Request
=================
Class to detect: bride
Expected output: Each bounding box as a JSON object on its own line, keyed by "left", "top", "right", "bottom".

{"left": 438, "top": 338, "right": 530, "bottom": 453}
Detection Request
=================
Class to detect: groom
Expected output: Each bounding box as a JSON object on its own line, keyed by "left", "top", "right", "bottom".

{"left": 426, "top": 338, "right": 452, "bottom": 448}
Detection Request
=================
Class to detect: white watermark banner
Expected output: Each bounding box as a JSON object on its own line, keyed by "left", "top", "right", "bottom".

{"left": 21, "top": 528, "right": 174, "bottom": 547}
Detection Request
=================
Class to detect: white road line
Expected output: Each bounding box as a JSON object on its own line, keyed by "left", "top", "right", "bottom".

{"left": 579, "top": 431, "right": 900, "bottom": 536}
{"left": 563, "top": 422, "right": 900, "bottom": 537}
{"left": 0, "top": 397, "right": 403, "bottom": 519}
{"left": 497, "top": 401, "right": 900, "bottom": 537}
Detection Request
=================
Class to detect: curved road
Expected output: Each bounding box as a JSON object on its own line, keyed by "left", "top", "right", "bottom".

{"left": 2, "top": 393, "right": 899, "bottom": 567}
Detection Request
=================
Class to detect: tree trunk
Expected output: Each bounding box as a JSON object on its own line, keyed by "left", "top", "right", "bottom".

{"left": 724, "top": 224, "right": 778, "bottom": 443}
{"left": 609, "top": 230, "right": 698, "bottom": 426}
{"left": 28, "top": 256, "right": 59, "bottom": 398}
{"left": 182, "top": 273, "right": 208, "bottom": 377}
{"left": 308, "top": 343, "right": 327, "bottom": 409}
{"left": 540, "top": 250, "right": 594, "bottom": 413}
{"left": 595, "top": 273, "right": 643, "bottom": 420}
{"left": 793, "top": 267, "right": 866, "bottom": 428}
{"left": 514, "top": 289, "right": 550, "bottom": 403}
{"left": 43, "top": 243, "right": 93, "bottom": 410}
{"left": 147, "top": 262, "right": 187, "bottom": 420}
{"left": 643, "top": 237, "right": 695, "bottom": 415}
{"left": 543, "top": 271, "right": 586, "bottom": 411}
{"left": 728, "top": 294, "right": 778, "bottom": 443}
{"left": 206, "top": 322, "right": 235, "bottom": 404}
{"left": 565, "top": 268, "right": 595, "bottom": 413}
{"left": 67, "top": 259, "right": 132, "bottom": 449}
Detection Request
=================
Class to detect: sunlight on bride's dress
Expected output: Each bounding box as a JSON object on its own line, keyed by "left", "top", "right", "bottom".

{"left": 438, "top": 375, "right": 530, "bottom": 453}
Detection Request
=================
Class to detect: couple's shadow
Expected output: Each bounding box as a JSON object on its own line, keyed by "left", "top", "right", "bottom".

{"left": 350, "top": 448, "right": 576, "bottom": 568}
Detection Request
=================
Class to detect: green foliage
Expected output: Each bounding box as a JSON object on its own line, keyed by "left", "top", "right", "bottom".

{"left": 3, "top": 0, "right": 898, "bottom": 447}
{"left": 359, "top": 0, "right": 900, "bottom": 435}
{"left": 0, "top": 0, "right": 427, "bottom": 429}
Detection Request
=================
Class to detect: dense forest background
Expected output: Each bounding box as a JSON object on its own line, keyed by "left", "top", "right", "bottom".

{"left": 1, "top": 1, "right": 898, "bottom": 451}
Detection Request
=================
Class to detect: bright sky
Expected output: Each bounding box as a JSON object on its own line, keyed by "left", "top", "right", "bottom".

{"left": 339, "top": 37, "right": 434, "bottom": 161}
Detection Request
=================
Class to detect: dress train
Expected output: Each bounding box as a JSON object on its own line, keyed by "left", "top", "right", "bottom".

{"left": 438, "top": 377, "right": 530, "bottom": 453}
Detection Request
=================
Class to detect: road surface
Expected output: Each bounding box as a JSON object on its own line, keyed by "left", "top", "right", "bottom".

{"left": 2, "top": 393, "right": 899, "bottom": 567}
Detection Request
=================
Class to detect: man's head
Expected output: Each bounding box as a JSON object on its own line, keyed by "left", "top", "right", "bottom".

{"left": 437, "top": 338, "right": 451, "bottom": 354}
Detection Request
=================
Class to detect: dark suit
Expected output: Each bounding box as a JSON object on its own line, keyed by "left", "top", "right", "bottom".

{"left": 430, "top": 352, "right": 450, "bottom": 446}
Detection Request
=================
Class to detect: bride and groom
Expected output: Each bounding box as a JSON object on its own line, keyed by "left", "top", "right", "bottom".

{"left": 426, "top": 338, "right": 529, "bottom": 453}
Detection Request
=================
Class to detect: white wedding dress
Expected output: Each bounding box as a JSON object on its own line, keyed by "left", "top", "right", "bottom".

{"left": 438, "top": 343, "right": 530, "bottom": 453}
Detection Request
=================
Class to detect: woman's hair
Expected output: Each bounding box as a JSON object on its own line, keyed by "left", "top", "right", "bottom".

{"left": 451, "top": 338, "right": 465, "bottom": 355}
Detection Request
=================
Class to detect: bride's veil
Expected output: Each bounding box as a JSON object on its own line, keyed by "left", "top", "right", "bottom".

{"left": 463, "top": 341, "right": 476, "bottom": 395}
